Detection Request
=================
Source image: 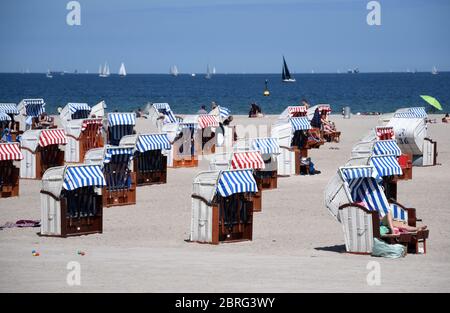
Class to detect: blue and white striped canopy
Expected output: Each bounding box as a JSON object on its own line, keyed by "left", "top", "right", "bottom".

{"left": 340, "top": 166, "right": 373, "bottom": 181}
{"left": 408, "top": 107, "right": 427, "bottom": 118}
{"left": 63, "top": 165, "right": 107, "bottom": 191}
{"left": 179, "top": 122, "right": 197, "bottom": 130}
{"left": 153, "top": 103, "right": 177, "bottom": 123}
{"left": 290, "top": 117, "right": 311, "bottom": 131}
{"left": 251, "top": 138, "right": 280, "bottom": 155}
{"left": 108, "top": 113, "right": 136, "bottom": 127}
{"left": 216, "top": 169, "right": 258, "bottom": 197}
{"left": 394, "top": 107, "right": 427, "bottom": 119}
{"left": 104, "top": 147, "right": 134, "bottom": 163}
{"left": 373, "top": 140, "right": 402, "bottom": 156}
{"left": 0, "top": 103, "right": 19, "bottom": 115}
{"left": 68, "top": 102, "right": 91, "bottom": 113}
{"left": 351, "top": 177, "right": 390, "bottom": 217}
{"left": 136, "top": 134, "right": 171, "bottom": 152}
{"left": 23, "top": 99, "right": 45, "bottom": 117}
{"left": 370, "top": 155, "right": 403, "bottom": 177}
{"left": 219, "top": 106, "right": 231, "bottom": 119}
{"left": 0, "top": 112, "right": 11, "bottom": 121}
{"left": 390, "top": 203, "right": 408, "bottom": 222}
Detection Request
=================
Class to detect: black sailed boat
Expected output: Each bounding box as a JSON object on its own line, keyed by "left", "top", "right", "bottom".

{"left": 282, "top": 56, "right": 296, "bottom": 82}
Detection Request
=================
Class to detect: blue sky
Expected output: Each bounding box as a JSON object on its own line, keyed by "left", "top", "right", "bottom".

{"left": 0, "top": 0, "right": 449, "bottom": 73}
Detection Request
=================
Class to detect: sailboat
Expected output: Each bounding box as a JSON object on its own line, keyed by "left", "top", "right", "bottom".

{"left": 282, "top": 56, "right": 296, "bottom": 82}
{"left": 432, "top": 66, "right": 438, "bottom": 75}
{"left": 170, "top": 65, "right": 179, "bottom": 77}
{"left": 99, "top": 62, "right": 110, "bottom": 77}
{"left": 212, "top": 67, "right": 216, "bottom": 75}
{"left": 205, "top": 64, "right": 212, "bottom": 79}
{"left": 46, "top": 69, "right": 53, "bottom": 78}
{"left": 119, "top": 62, "right": 127, "bottom": 77}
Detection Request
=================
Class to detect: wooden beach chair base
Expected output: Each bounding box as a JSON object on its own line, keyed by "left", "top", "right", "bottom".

{"left": 203, "top": 194, "right": 253, "bottom": 245}
{"left": 256, "top": 170, "right": 277, "bottom": 190}
{"left": 172, "top": 155, "right": 198, "bottom": 168}
{"left": 103, "top": 172, "right": 137, "bottom": 207}
{"left": 136, "top": 170, "right": 167, "bottom": 186}
{"left": 0, "top": 161, "right": 19, "bottom": 198}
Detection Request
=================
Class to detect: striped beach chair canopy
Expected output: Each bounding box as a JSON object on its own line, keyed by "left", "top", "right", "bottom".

{"left": 318, "top": 104, "right": 332, "bottom": 114}
{"left": 0, "top": 112, "right": 11, "bottom": 121}
{"left": 251, "top": 137, "right": 280, "bottom": 155}
{"left": 38, "top": 129, "right": 67, "bottom": 147}
{"left": 390, "top": 202, "right": 408, "bottom": 222}
{"left": 103, "top": 146, "right": 134, "bottom": 164}
{"left": 375, "top": 126, "right": 395, "bottom": 140}
{"left": 350, "top": 177, "right": 390, "bottom": 218}
{"left": 340, "top": 166, "right": 373, "bottom": 181}
{"left": 370, "top": 155, "right": 403, "bottom": 177}
{"left": 198, "top": 114, "right": 219, "bottom": 129}
{"left": 62, "top": 165, "right": 107, "bottom": 191}
{"left": 288, "top": 106, "right": 307, "bottom": 115}
{"left": 107, "top": 112, "right": 136, "bottom": 127}
{"left": 0, "top": 103, "right": 19, "bottom": 115}
{"left": 231, "top": 151, "right": 265, "bottom": 170}
{"left": 22, "top": 99, "right": 46, "bottom": 117}
{"left": 67, "top": 102, "right": 91, "bottom": 114}
{"left": 373, "top": 140, "right": 402, "bottom": 156}
{"left": 153, "top": 103, "right": 177, "bottom": 124}
{"left": 136, "top": 133, "right": 171, "bottom": 153}
{"left": 394, "top": 107, "right": 427, "bottom": 119}
{"left": 289, "top": 117, "right": 312, "bottom": 131}
{"left": 0, "top": 143, "right": 23, "bottom": 161}
{"left": 81, "top": 118, "right": 103, "bottom": 132}
{"left": 216, "top": 169, "right": 258, "bottom": 197}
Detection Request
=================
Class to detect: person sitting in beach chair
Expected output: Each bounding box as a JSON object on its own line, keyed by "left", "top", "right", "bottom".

{"left": 248, "top": 103, "right": 262, "bottom": 118}
{"left": 442, "top": 113, "right": 450, "bottom": 123}
{"left": 37, "top": 113, "right": 54, "bottom": 129}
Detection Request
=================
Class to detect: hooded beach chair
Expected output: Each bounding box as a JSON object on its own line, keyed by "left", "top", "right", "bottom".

{"left": 59, "top": 102, "right": 92, "bottom": 126}
{"left": 387, "top": 108, "right": 437, "bottom": 166}
{"left": 119, "top": 133, "right": 171, "bottom": 186}
{"left": 167, "top": 120, "right": 199, "bottom": 168}
{"left": 234, "top": 137, "right": 280, "bottom": 190}
{"left": 0, "top": 142, "right": 23, "bottom": 198}
{"left": 20, "top": 129, "right": 67, "bottom": 179}
{"left": 17, "top": 99, "right": 46, "bottom": 131}
{"left": 271, "top": 116, "right": 322, "bottom": 176}
{"left": 209, "top": 106, "right": 235, "bottom": 151}
{"left": 84, "top": 146, "right": 136, "bottom": 207}
{"left": 190, "top": 169, "right": 258, "bottom": 244}
{"left": 198, "top": 114, "right": 220, "bottom": 155}
{"left": 0, "top": 103, "right": 20, "bottom": 139}
{"left": 210, "top": 150, "right": 265, "bottom": 212}
{"left": 106, "top": 112, "right": 136, "bottom": 146}
{"left": 40, "top": 164, "right": 106, "bottom": 237}
{"left": 64, "top": 118, "right": 104, "bottom": 163}
{"left": 324, "top": 165, "right": 429, "bottom": 254}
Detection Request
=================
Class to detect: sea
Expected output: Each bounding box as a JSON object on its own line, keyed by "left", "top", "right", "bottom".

{"left": 0, "top": 72, "right": 448, "bottom": 115}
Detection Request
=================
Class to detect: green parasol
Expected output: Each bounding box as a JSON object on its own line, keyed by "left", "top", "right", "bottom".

{"left": 420, "top": 95, "right": 443, "bottom": 111}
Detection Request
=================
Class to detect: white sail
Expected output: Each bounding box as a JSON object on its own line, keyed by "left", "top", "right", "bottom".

{"left": 212, "top": 67, "right": 216, "bottom": 75}
{"left": 170, "top": 65, "right": 179, "bottom": 76}
{"left": 119, "top": 62, "right": 127, "bottom": 76}
{"left": 105, "top": 64, "right": 110, "bottom": 75}
{"left": 100, "top": 62, "right": 110, "bottom": 77}
{"left": 205, "top": 64, "right": 211, "bottom": 79}
{"left": 432, "top": 66, "right": 438, "bottom": 75}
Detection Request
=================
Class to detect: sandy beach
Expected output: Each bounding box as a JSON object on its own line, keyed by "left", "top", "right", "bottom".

{"left": 1, "top": 114, "right": 449, "bottom": 293}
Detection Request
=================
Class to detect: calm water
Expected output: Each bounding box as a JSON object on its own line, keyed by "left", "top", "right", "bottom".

{"left": 0, "top": 73, "right": 448, "bottom": 114}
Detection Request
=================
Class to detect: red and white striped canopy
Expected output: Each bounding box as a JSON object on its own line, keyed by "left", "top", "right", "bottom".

{"left": 318, "top": 105, "right": 331, "bottom": 113}
{"left": 0, "top": 143, "right": 23, "bottom": 161}
{"left": 376, "top": 126, "right": 395, "bottom": 140}
{"left": 81, "top": 118, "right": 103, "bottom": 132}
{"left": 288, "top": 106, "right": 307, "bottom": 116}
{"left": 231, "top": 151, "right": 265, "bottom": 170}
{"left": 198, "top": 114, "right": 219, "bottom": 129}
{"left": 39, "top": 129, "right": 67, "bottom": 147}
